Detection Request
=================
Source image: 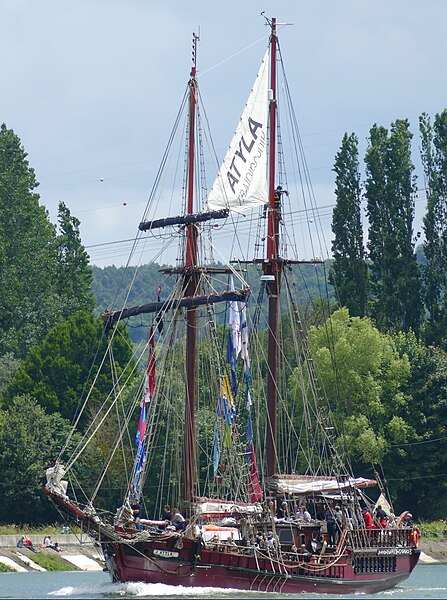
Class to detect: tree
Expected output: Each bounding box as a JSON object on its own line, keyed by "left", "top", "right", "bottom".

{"left": 56, "top": 201, "right": 95, "bottom": 318}
{"left": 4, "top": 311, "right": 135, "bottom": 426}
{"left": 384, "top": 332, "right": 447, "bottom": 518}
{"left": 291, "top": 308, "right": 447, "bottom": 518}
{"left": 0, "top": 396, "right": 77, "bottom": 524}
{"left": 420, "top": 110, "right": 447, "bottom": 348}
{"left": 329, "top": 133, "right": 368, "bottom": 317}
{"left": 0, "top": 125, "right": 97, "bottom": 359}
{"left": 365, "top": 120, "right": 422, "bottom": 334}
{"left": 291, "top": 308, "right": 411, "bottom": 470}
{"left": 0, "top": 123, "right": 58, "bottom": 357}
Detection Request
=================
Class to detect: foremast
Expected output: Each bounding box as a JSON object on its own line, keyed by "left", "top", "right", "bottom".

{"left": 264, "top": 17, "right": 280, "bottom": 479}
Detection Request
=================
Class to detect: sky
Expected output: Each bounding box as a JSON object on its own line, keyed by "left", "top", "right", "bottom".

{"left": 2, "top": 1, "right": 446, "bottom": 267}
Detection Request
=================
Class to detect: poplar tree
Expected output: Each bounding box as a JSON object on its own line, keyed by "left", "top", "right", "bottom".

{"left": 56, "top": 201, "right": 95, "bottom": 318}
{"left": 0, "top": 125, "right": 96, "bottom": 358}
{"left": 365, "top": 120, "right": 422, "bottom": 334}
{"left": 420, "top": 110, "right": 447, "bottom": 348}
{"left": 329, "top": 133, "right": 368, "bottom": 316}
{"left": 0, "top": 123, "right": 58, "bottom": 357}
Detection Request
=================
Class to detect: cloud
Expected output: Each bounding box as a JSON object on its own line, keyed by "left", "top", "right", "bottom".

{"left": 2, "top": 0, "right": 443, "bottom": 266}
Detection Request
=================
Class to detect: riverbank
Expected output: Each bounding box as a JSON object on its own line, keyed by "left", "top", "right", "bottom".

{"left": 419, "top": 539, "right": 447, "bottom": 564}
{"left": 0, "top": 534, "right": 104, "bottom": 573}
{"left": 0, "top": 534, "right": 445, "bottom": 573}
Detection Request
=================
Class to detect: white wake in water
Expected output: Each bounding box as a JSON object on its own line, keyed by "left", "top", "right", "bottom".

{"left": 49, "top": 581, "right": 264, "bottom": 597}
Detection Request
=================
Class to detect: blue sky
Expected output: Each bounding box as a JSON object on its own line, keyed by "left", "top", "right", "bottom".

{"left": 2, "top": 1, "right": 446, "bottom": 266}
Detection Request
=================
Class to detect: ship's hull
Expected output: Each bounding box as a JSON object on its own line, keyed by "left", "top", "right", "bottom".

{"left": 103, "top": 536, "right": 420, "bottom": 595}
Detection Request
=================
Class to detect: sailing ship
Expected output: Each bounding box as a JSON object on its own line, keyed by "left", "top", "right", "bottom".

{"left": 44, "top": 17, "right": 420, "bottom": 594}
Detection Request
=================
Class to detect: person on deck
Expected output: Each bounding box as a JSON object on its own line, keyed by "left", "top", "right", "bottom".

{"left": 362, "top": 507, "right": 374, "bottom": 529}
{"left": 310, "top": 535, "right": 322, "bottom": 554}
{"left": 386, "top": 514, "right": 397, "bottom": 529}
{"left": 325, "top": 508, "right": 338, "bottom": 546}
{"left": 400, "top": 512, "right": 413, "bottom": 527}
{"left": 297, "top": 543, "right": 312, "bottom": 562}
{"left": 170, "top": 508, "right": 186, "bottom": 530}
{"left": 161, "top": 504, "right": 172, "bottom": 521}
{"left": 375, "top": 504, "right": 387, "bottom": 528}
{"left": 296, "top": 505, "right": 311, "bottom": 522}
{"left": 130, "top": 499, "right": 142, "bottom": 524}
{"left": 276, "top": 500, "right": 288, "bottom": 519}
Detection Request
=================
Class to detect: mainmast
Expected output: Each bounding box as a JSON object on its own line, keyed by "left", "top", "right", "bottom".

{"left": 183, "top": 33, "right": 199, "bottom": 508}
{"left": 263, "top": 18, "right": 280, "bottom": 479}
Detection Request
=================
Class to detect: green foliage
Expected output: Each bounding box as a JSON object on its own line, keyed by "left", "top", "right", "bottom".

{"left": 330, "top": 132, "right": 368, "bottom": 317}
{"left": 0, "top": 562, "right": 14, "bottom": 572}
{"left": 28, "top": 551, "right": 79, "bottom": 571}
{"left": 339, "top": 415, "right": 386, "bottom": 463}
{"left": 92, "top": 262, "right": 334, "bottom": 345}
{"left": 383, "top": 331, "right": 447, "bottom": 518}
{"left": 0, "top": 396, "right": 77, "bottom": 525}
{"left": 365, "top": 120, "right": 422, "bottom": 334}
{"left": 417, "top": 520, "right": 447, "bottom": 541}
{"left": 56, "top": 201, "right": 95, "bottom": 318}
{"left": 292, "top": 309, "right": 447, "bottom": 518}
{"left": 0, "top": 353, "right": 20, "bottom": 399}
{"left": 420, "top": 110, "right": 447, "bottom": 348}
{"left": 0, "top": 125, "right": 95, "bottom": 360}
{"left": 292, "top": 308, "right": 411, "bottom": 469}
{"left": 0, "top": 524, "right": 78, "bottom": 534}
{"left": 0, "top": 123, "right": 58, "bottom": 357}
{"left": 5, "top": 311, "right": 135, "bottom": 426}
{"left": 307, "top": 308, "right": 410, "bottom": 422}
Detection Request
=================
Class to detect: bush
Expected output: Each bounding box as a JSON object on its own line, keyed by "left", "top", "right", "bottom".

{"left": 417, "top": 520, "right": 447, "bottom": 540}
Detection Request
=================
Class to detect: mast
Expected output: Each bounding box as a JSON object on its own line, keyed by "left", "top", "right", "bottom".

{"left": 183, "top": 33, "right": 199, "bottom": 508}
{"left": 263, "top": 18, "right": 280, "bottom": 479}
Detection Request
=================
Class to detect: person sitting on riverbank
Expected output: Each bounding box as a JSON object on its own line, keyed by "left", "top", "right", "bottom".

{"left": 43, "top": 535, "right": 61, "bottom": 552}
{"left": 17, "top": 535, "right": 36, "bottom": 552}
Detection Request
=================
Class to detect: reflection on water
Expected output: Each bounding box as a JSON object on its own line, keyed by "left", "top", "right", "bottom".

{"left": 0, "top": 564, "right": 446, "bottom": 599}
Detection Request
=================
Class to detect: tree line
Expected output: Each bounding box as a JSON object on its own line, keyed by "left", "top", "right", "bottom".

{"left": 326, "top": 109, "right": 447, "bottom": 517}
{"left": 330, "top": 110, "right": 447, "bottom": 348}
{"left": 0, "top": 113, "right": 446, "bottom": 525}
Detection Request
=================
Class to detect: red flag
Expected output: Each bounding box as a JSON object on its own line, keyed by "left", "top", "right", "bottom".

{"left": 147, "top": 326, "right": 156, "bottom": 398}
{"left": 247, "top": 442, "right": 263, "bottom": 502}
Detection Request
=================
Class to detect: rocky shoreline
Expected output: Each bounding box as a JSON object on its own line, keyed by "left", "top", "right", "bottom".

{"left": 0, "top": 534, "right": 445, "bottom": 573}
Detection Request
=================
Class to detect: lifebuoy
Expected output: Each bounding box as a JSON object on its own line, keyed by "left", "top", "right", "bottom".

{"left": 397, "top": 510, "right": 411, "bottom": 527}
{"left": 410, "top": 527, "right": 420, "bottom": 548}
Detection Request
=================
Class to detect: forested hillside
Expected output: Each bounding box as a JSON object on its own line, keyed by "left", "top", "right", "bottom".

{"left": 92, "top": 262, "right": 333, "bottom": 344}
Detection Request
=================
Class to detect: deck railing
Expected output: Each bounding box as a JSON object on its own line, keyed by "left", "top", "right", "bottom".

{"left": 346, "top": 527, "right": 413, "bottom": 549}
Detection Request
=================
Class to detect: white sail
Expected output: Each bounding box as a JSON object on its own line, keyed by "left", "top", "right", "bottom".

{"left": 207, "top": 49, "right": 269, "bottom": 213}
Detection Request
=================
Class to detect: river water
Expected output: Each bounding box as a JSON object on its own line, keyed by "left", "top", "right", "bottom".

{"left": 0, "top": 565, "right": 446, "bottom": 599}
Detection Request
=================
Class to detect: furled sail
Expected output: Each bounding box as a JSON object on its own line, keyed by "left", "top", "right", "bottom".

{"left": 207, "top": 49, "right": 269, "bottom": 213}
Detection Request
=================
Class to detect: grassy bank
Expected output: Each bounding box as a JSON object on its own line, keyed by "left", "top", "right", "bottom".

{"left": 0, "top": 524, "right": 79, "bottom": 536}
{"left": 418, "top": 520, "right": 447, "bottom": 541}
{"left": 28, "top": 551, "right": 79, "bottom": 571}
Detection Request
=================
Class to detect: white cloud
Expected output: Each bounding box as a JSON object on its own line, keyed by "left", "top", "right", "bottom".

{"left": 2, "top": 0, "right": 443, "bottom": 266}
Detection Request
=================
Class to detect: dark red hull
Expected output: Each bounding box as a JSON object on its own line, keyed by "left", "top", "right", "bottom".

{"left": 103, "top": 537, "right": 420, "bottom": 594}
{"left": 44, "top": 489, "right": 420, "bottom": 594}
